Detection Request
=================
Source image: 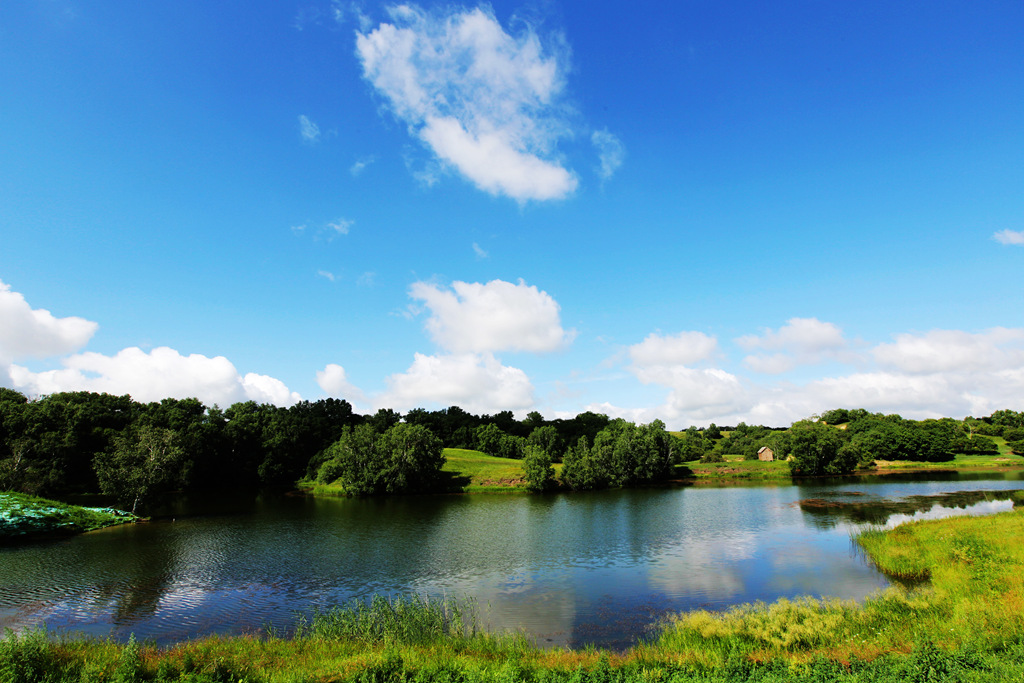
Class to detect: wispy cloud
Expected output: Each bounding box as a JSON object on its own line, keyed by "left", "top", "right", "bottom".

{"left": 592, "top": 129, "right": 625, "bottom": 180}
{"left": 355, "top": 5, "right": 583, "bottom": 201}
{"left": 327, "top": 218, "right": 353, "bottom": 237}
{"left": 993, "top": 229, "right": 1024, "bottom": 246}
{"left": 317, "top": 270, "right": 337, "bottom": 282}
{"left": 298, "top": 114, "right": 321, "bottom": 143}
{"left": 350, "top": 156, "right": 375, "bottom": 176}
{"left": 472, "top": 242, "right": 488, "bottom": 259}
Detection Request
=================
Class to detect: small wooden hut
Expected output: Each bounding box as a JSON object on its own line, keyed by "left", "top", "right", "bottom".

{"left": 757, "top": 446, "right": 775, "bottom": 462}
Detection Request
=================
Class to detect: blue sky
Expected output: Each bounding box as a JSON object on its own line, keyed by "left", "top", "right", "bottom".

{"left": 1, "top": 0, "right": 1022, "bottom": 427}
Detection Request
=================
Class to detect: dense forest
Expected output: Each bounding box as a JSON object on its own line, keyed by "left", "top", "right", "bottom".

{"left": 1, "top": 387, "right": 1022, "bottom": 511}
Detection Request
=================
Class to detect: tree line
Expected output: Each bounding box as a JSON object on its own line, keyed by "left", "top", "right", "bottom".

{"left": 2, "top": 387, "right": 1022, "bottom": 510}
{"left": 674, "top": 408, "right": 1024, "bottom": 476}
{"left": 0, "top": 389, "right": 613, "bottom": 509}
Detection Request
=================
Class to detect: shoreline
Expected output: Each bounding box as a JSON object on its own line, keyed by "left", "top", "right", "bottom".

{"left": 0, "top": 491, "right": 139, "bottom": 543}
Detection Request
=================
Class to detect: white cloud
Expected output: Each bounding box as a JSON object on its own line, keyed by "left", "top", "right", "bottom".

{"left": 242, "top": 373, "right": 302, "bottom": 407}
{"left": 608, "top": 323, "right": 1024, "bottom": 428}
{"left": 316, "top": 363, "right": 365, "bottom": 402}
{"left": 317, "top": 270, "right": 337, "bottom": 282}
{"left": 377, "top": 352, "right": 533, "bottom": 413}
{"left": 993, "top": 229, "right": 1024, "bottom": 246}
{"left": 472, "top": 242, "right": 488, "bottom": 259}
{"left": 409, "top": 278, "right": 574, "bottom": 353}
{"left": 0, "top": 279, "right": 97, "bottom": 361}
{"left": 350, "top": 156, "right": 375, "bottom": 176}
{"left": 628, "top": 331, "right": 717, "bottom": 368}
{"left": 327, "top": 218, "right": 353, "bottom": 236}
{"left": 738, "top": 317, "right": 849, "bottom": 374}
{"left": 299, "top": 114, "right": 321, "bottom": 143}
{"left": 418, "top": 116, "right": 576, "bottom": 200}
{"left": 355, "top": 5, "right": 581, "bottom": 201}
{"left": 621, "top": 329, "right": 750, "bottom": 425}
{"left": 873, "top": 328, "right": 1024, "bottom": 374}
{"left": 591, "top": 129, "right": 624, "bottom": 180}
{"left": 10, "top": 347, "right": 300, "bottom": 407}
{"left": 737, "top": 317, "right": 846, "bottom": 353}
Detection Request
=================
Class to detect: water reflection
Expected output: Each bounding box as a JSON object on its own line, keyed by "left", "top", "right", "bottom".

{"left": 1, "top": 474, "right": 1022, "bottom": 649}
{"left": 796, "top": 488, "right": 1020, "bottom": 529}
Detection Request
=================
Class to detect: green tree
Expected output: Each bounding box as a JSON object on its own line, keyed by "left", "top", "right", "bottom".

{"left": 673, "top": 427, "right": 711, "bottom": 462}
{"left": 560, "top": 436, "right": 607, "bottom": 490}
{"left": 474, "top": 423, "right": 505, "bottom": 456}
{"left": 523, "top": 445, "right": 554, "bottom": 492}
{"left": 94, "top": 426, "right": 186, "bottom": 513}
{"left": 319, "top": 423, "right": 445, "bottom": 495}
{"left": 368, "top": 408, "right": 402, "bottom": 433}
{"left": 497, "top": 434, "right": 526, "bottom": 460}
{"left": 527, "top": 425, "right": 560, "bottom": 460}
{"left": 788, "top": 420, "right": 856, "bottom": 476}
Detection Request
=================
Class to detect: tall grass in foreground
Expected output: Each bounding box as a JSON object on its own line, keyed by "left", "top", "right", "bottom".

{"left": 6, "top": 510, "right": 1024, "bottom": 680}
{"left": 293, "top": 594, "right": 531, "bottom": 654}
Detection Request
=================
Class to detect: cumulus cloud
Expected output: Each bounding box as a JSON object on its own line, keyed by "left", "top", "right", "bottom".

{"left": 873, "top": 328, "right": 1024, "bottom": 375}
{"left": 355, "top": 4, "right": 580, "bottom": 201}
{"left": 0, "top": 279, "right": 97, "bottom": 361}
{"left": 629, "top": 331, "right": 718, "bottom": 368}
{"left": 608, "top": 323, "right": 1024, "bottom": 428}
{"left": 619, "top": 329, "right": 749, "bottom": 425}
{"left": 298, "top": 114, "right": 321, "bottom": 143}
{"left": 316, "top": 363, "right": 366, "bottom": 402}
{"left": 591, "top": 129, "right": 624, "bottom": 180}
{"left": 377, "top": 352, "right": 533, "bottom": 413}
{"left": 10, "top": 347, "right": 301, "bottom": 407}
{"left": 410, "top": 278, "right": 574, "bottom": 354}
{"left": 993, "top": 229, "right": 1024, "bottom": 246}
{"left": 737, "top": 317, "right": 849, "bottom": 374}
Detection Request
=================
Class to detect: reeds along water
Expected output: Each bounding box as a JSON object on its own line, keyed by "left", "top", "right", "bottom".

{"left": 294, "top": 594, "right": 534, "bottom": 652}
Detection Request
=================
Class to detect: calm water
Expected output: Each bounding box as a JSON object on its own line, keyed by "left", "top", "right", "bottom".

{"left": 2, "top": 472, "right": 1022, "bottom": 649}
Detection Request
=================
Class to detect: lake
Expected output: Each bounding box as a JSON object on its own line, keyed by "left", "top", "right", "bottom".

{"left": 2, "top": 471, "right": 1022, "bottom": 650}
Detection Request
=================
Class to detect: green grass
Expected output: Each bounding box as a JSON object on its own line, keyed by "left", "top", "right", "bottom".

{"left": 440, "top": 448, "right": 529, "bottom": 492}
{"left": 679, "top": 458, "right": 794, "bottom": 481}
{"left": 301, "top": 449, "right": 532, "bottom": 495}
{"left": 872, "top": 450, "right": 1024, "bottom": 472}
{"left": 0, "top": 491, "right": 137, "bottom": 541}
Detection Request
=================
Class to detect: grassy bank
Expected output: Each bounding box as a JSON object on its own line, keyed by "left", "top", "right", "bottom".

{"left": 302, "top": 449, "right": 536, "bottom": 495}
{"left": 6, "top": 508, "right": 1024, "bottom": 681}
{"left": 0, "top": 491, "right": 137, "bottom": 542}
